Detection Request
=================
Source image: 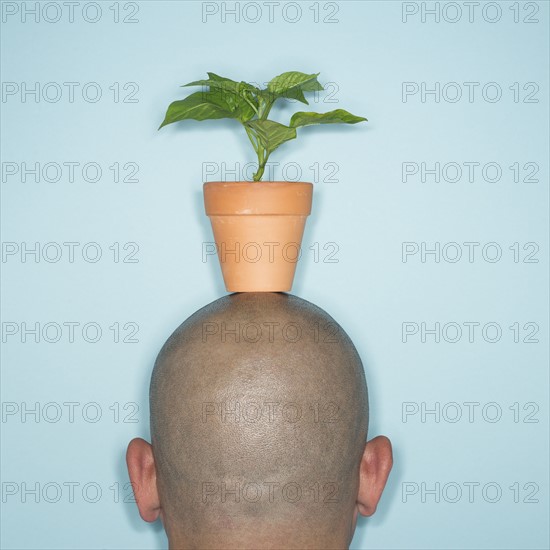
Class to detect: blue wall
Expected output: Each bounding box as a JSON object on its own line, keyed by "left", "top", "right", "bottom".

{"left": 1, "top": 1, "right": 548, "bottom": 548}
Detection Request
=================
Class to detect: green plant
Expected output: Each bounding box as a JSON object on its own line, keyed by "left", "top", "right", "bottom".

{"left": 159, "top": 71, "right": 366, "bottom": 182}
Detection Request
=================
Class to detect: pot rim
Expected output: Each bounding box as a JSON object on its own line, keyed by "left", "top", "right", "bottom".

{"left": 203, "top": 181, "right": 313, "bottom": 216}
{"left": 203, "top": 180, "right": 313, "bottom": 186}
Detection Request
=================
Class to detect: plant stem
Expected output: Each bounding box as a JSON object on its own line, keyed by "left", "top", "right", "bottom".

{"left": 242, "top": 91, "right": 259, "bottom": 117}
{"left": 253, "top": 144, "right": 268, "bottom": 182}
{"left": 244, "top": 126, "right": 259, "bottom": 154}
{"left": 245, "top": 124, "right": 269, "bottom": 182}
{"left": 246, "top": 93, "right": 276, "bottom": 181}
{"left": 258, "top": 96, "right": 274, "bottom": 120}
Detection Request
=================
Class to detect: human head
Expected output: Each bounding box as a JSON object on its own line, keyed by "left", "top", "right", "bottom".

{"left": 127, "top": 293, "right": 392, "bottom": 549}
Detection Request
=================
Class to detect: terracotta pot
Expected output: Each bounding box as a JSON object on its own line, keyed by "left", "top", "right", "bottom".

{"left": 203, "top": 181, "right": 313, "bottom": 292}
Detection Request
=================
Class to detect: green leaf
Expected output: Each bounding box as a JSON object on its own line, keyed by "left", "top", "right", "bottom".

{"left": 158, "top": 91, "right": 239, "bottom": 129}
{"left": 245, "top": 119, "right": 297, "bottom": 154}
{"left": 182, "top": 73, "right": 258, "bottom": 122}
{"left": 290, "top": 108, "right": 367, "bottom": 128}
{"left": 261, "top": 87, "right": 308, "bottom": 105}
{"left": 183, "top": 73, "right": 260, "bottom": 99}
{"left": 300, "top": 78, "right": 324, "bottom": 92}
{"left": 267, "top": 71, "right": 323, "bottom": 94}
{"left": 266, "top": 71, "right": 323, "bottom": 104}
{"left": 234, "top": 89, "right": 258, "bottom": 122}
{"left": 183, "top": 72, "right": 238, "bottom": 91}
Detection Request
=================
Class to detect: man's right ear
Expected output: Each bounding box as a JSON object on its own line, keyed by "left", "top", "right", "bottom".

{"left": 126, "top": 438, "right": 161, "bottom": 522}
{"left": 356, "top": 435, "right": 393, "bottom": 516}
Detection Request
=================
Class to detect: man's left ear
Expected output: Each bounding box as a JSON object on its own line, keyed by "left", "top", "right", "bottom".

{"left": 356, "top": 435, "right": 393, "bottom": 517}
{"left": 126, "top": 437, "right": 161, "bottom": 522}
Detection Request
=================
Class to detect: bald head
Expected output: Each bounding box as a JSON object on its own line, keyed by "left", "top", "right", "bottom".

{"left": 127, "top": 293, "right": 392, "bottom": 549}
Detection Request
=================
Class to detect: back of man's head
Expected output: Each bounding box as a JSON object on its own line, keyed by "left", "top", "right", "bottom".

{"left": 127, "top": 293, "right": 392, "bottom": 549}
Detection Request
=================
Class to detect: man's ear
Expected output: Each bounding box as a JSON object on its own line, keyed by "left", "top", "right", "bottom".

{"left": 356, "top": 435, "right": 393, "bottom": 517}
{"left": 126, "top": 438, "right": 161, "bottom": 522}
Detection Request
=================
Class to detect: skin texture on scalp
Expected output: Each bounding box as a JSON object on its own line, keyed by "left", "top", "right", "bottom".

{"left": 149, "top": 292, "right": 369, "bottom": 549}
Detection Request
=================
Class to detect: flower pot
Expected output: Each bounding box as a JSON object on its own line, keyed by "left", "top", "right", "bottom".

{"left": 204, "top": 181, "right": 313, "bottom": 292}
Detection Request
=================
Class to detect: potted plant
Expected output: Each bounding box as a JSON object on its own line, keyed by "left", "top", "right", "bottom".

{"left": 159, "top": 71, "right": 366, "bottom": 292}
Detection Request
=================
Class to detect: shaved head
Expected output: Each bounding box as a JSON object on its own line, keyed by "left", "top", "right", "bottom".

{"left": 127, "top": 293, "right": 392, "bottom": 549}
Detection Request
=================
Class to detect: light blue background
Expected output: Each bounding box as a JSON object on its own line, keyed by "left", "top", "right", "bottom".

{"left": 1, "top": 1, "right": 548, "bottom": 548}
